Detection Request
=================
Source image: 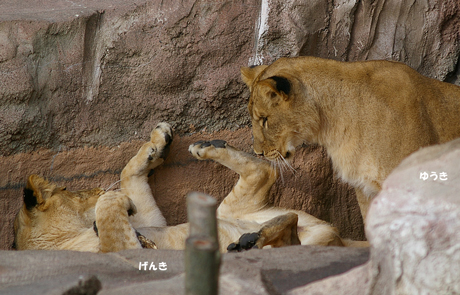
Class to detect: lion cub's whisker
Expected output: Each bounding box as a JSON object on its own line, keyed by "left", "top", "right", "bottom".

{"left": 274, "top": 158, "right": 285, "bottom": 184}
{"left": 105, "top": 180, "right": 121, "bottom": 191}
{"left": 276, "top": 151, "right": 297, "bottom": 176}
{"left": 269, "top": 160, "right": 277, "bottom": 179}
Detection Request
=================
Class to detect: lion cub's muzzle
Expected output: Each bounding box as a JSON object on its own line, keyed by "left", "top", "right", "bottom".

{"left": 263, "top": 150, "right": 293, "bottom": 162}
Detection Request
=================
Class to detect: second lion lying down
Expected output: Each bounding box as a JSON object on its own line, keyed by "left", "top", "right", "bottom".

{"left": 14, "top": 122, "right": 364, "bottom": 253}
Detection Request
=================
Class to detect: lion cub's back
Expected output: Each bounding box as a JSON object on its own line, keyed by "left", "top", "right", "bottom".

{"left": 423, "top": 77, "right": 460, "bottom": 143}
{"left": 349, "top": 59, "right": 460, "bottom": 144}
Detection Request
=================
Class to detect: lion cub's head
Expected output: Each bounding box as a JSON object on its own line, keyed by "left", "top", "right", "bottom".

{"left": 241, "top": 61, "right": 320, "bottom": 162}
{"left": 14, "top": 175, "right": 104, "bottom": 250}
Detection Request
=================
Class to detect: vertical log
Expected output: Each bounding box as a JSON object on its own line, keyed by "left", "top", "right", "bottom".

{"left": 185, "top": 192, "right": 221, "bottom": 295}
{"left": 186, "top": 192, "right": 218, "bottom": 241}
{"left": 185, "top": 236, "right": 220, "bottom": 295}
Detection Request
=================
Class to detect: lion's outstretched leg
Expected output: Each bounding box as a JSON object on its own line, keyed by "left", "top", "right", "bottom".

{"left": 121, "top": 122, "right": 173, "bottom": 228}
{"left": 95, "top": 191, "right": 141, "bottom": 252}
{"left": 189, "top": 140, "right": 276, "bottom": 217}
{"left": 227, "top": 212, "right": 301, "bottom": 252}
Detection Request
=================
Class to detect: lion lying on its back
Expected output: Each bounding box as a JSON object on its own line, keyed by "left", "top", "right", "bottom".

{"left": 241, "top": 56, "right": 460, "bottom": 222}
{"left": 15, "top": 122, "right": 366, "bottom": 253}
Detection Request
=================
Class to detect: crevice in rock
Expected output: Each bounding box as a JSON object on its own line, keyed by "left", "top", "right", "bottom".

{"left": 82, "top": 11, "right": 103, "bottom": 104}
{"left": 249, "top": 0, "right": 268, "bottom": 66}
{"left": 444, "top": 54, "right": 460, "bottom": 85}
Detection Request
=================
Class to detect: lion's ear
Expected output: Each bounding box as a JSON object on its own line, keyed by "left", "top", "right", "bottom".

{"left": 241, "top": 65, "right": 268, "bottom": 87}
{"left": 268, "top": 76, "right": 291, "bottom": 96}
{"left": 258, "top": 76, "right": 291, "bottom": 101}
{"left": 24, "top": 175, "right": 55, "bottom": 210}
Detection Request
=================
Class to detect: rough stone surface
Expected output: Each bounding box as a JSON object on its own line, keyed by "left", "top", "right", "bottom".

{"left": 0, "top": 0, "right": 258, "bottom": 156}
{"left": 286, "top": 139, "right": 460, "bottom": 294}
{"left": 252, "top": 0, "right": 460, "bottom": 86}
{"left": 287, "top": 263, "right": 370, "bottom": 295}
{"left": 0, "top": 246, "right": 369, "bottom": 295}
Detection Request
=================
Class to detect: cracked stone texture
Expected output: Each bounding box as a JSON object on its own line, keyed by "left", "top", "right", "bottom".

{"left": 252, "top": 0, "right": 460, "bottom": 86}
{"left": 1, "top": 0, "right": 459, "bottom": 252}
{"left": 0, "top": 245, "right": 370, "bottom": 295}
{"left": 288, "top": 138, "right": 460, "bottom": 294}
{"left": 0, "top": 0, "right": 259, "bottom": 155}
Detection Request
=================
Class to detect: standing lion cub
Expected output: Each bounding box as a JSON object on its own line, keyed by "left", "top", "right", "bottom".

{"left": 241, "top": 56, "right": 460, "bottom": 222}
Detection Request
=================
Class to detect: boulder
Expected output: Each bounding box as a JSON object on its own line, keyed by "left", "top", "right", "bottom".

{"left": 288, "top": 138, "right": 460, "bottom": 294}
{"left": 367, "top": 138, "right": 460, "bottom": 294}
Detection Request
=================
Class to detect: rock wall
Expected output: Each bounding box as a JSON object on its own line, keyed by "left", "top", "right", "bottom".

{"left": 253, "top": 0, "right": 460, "bottom": 85}
{"left": 1, "top": 0, "right": 459, "bottom": 250}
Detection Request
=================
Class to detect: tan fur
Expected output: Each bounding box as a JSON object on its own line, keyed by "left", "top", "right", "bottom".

{"left": 14, "top": 122, "right": 363, "bottom": 253}
{"left": 241, "top": 56, "right": 460, "bottom": 222}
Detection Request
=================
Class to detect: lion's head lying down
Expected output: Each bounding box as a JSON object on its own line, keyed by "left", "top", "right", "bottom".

{"left": 14, "top": 175, "right": 105, "bottom": 251}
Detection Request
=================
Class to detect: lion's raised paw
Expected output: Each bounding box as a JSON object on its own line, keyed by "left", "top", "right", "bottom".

{"left": 149, "top": 122, "right": 173, "bottom": 160}
{"left": 188, "top": 140, "right": 227, "bottom": 160}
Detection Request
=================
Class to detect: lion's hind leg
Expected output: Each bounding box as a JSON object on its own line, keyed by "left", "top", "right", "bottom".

{"left": 121, "top": 122, "right": 173, "bottom": 228}
{"left": 189, "top": 140, "right": 276, "bottom": 216}
{"left": 121, "top": 122, "right": 173, "bottom": 180}
{"left": 227, "top": 213, "right": 301, "bottom": 252}
{"left": 95, "top": 191, "right": 142, "bottom": 252}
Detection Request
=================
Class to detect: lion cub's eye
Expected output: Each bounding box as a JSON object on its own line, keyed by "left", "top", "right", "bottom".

{"left": 261, "top": 117, "right": 268, "bottom": 128}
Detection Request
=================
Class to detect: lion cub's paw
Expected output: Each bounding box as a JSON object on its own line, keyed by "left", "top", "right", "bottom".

{"left": 227, "top": 232, "right": 260, "bottom": 252}
{"left": 189, "top": 140, "right": 227, "bottom": 160}
{"left": 149, "top": 122, "right": 173, "bottom": 160}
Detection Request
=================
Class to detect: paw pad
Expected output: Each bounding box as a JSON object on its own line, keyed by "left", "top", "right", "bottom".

{"left": 191, "top": 140, "right": 227, "bottom": 149}
{"left": 227, "top": 232, "right": 260, "bottom": 252}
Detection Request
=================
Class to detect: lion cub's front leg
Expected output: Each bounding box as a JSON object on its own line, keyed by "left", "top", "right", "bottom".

{"left": 121, "top": 122, "right": 173, "bottom": 228}
{"left": 95, "top": 191, "right": 141, "bottom": 252}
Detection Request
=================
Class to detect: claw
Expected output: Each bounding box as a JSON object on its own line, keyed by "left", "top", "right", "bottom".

{"left": 209, "top": 140, "right": 227, "bottom": 148}
{"left": 201, "top": 141, "right": 212, "bottom": 148}
{"left": 192, "top": 140, "right": 206, "bottom": 147}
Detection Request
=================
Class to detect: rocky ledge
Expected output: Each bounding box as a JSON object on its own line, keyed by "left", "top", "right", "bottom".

{"left": 0, "top": 246, "right": 369, "bottom": 295}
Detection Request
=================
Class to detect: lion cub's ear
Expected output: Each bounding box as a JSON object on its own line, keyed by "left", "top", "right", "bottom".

{"left": 241, "top": 65, "right": 268, "bottom": 87}
{"left": 268, "top": 76, "right": 291, "bottom": 96}
{"left": 24, "top": 175, "right": 56, "bottom": 210}
{"left": 257, "top": 76, "right": 291, "bottom": 101}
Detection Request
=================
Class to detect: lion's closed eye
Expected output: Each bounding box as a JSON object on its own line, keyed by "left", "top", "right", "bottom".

{"left": 261, "top": 117, "right": 268, "bottom": 128}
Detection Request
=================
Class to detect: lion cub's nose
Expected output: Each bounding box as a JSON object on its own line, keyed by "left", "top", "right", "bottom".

{"left": 252, "top": 146, "right": 264, "bottom": 156}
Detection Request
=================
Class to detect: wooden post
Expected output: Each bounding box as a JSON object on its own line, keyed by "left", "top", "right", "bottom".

{"left": 185, "top": 236, "right": 220, "bottom": 295}
{"left": 186, "top": 192, "right": 218, "bottom": 241}
{"left": 185, "top": 192, "right": 221, "bottom": 295}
